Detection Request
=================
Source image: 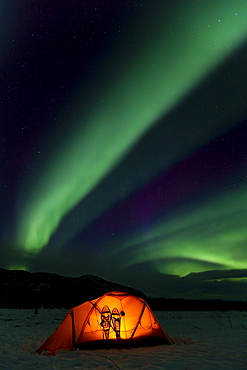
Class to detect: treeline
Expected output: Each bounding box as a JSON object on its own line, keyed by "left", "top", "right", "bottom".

{"left": 1, "top": 269, "right": 246, "bottom": 311}
{"left": 2, "top": 296, "right": 247, "bottom": 311}
{"left": 146, "top": 297, "right": 247, "bottom": 311}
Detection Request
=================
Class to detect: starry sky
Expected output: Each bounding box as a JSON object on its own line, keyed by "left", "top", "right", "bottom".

{"left": 1, "top": 0, "right": 247, "bottom": 300}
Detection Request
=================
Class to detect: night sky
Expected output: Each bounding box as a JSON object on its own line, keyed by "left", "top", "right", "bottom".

{"left": 1, "top": 0, "right": 247, "bottom": 300}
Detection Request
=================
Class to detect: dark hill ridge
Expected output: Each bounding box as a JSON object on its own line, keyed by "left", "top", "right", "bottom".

{"left": 1, "top": 269, "right": 247, "bottom": 310}
{"left": 0, "top": 268, "right": 145, "bottom": 308}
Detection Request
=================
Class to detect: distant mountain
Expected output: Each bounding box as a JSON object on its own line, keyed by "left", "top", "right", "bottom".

{"left": 0, "top": 268, "right": 146, "bottom": 308}
{"left": 1, "top": 269, "right": 246, "bottom": 311}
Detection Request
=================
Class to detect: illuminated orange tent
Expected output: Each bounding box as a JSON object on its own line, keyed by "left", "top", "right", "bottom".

{"left": 37, "top": 291, "right": 173, "bottom": 354}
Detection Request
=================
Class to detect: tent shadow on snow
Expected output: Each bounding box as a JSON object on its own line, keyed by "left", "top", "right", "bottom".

{"left": 37, "top": 291, "right": 173, "bottom": 354}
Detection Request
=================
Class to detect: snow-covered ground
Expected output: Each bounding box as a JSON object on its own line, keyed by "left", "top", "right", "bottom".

{"left": 0, "top": 308, "right": 246, "bottom": 369}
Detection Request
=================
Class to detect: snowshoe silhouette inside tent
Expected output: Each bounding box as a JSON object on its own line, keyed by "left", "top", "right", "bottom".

{"left": 37, "top": 291, "right": 173, "bottom": 354}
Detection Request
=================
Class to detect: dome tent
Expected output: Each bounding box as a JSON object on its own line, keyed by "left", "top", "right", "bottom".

{"left": 37, "top": 291, "right": 173, "bottom": 354}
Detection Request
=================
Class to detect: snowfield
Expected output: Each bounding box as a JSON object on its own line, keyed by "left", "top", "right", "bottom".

{"left": 0, "top": 308, "right": 247, "bottom": 369}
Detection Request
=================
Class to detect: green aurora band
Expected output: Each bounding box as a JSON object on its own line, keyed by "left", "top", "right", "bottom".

{"left": 109, "top": 182, "right": 247, "bottom": 277}
{"left": 16, "top": 1, "right": 247, "bottom": 256}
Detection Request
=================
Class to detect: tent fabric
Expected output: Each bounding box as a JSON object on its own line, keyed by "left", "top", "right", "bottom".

{"left": 37, "top": 291, "right": 173, "bottom": 354}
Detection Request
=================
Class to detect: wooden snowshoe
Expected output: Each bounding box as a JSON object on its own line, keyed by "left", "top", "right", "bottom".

{"left": 111, "top": 307, "right": 121, "bottom": 341}
{"left": 100, "top": 305, "right": 111, "bottom": 339}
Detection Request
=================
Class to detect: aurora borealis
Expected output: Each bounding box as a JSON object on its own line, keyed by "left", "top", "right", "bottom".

{"left": 1, "top": 0, "right": 247, "bottom": 299}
